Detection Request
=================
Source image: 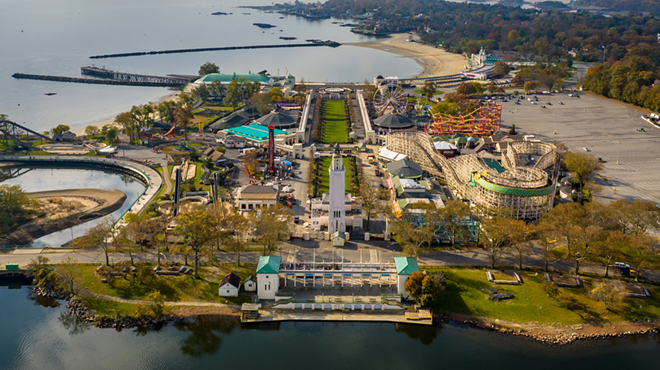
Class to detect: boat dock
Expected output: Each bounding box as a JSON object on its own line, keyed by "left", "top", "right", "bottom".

{"left": 12, "top": 73, "right": 187, "bottom": 87}
{"left": 245, "top": 309, "right": 434, "bottom": 326}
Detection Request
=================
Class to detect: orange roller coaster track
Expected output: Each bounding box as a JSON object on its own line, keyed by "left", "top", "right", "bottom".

{"left": 425, "top": 103, "right": 502, "bottom": 137}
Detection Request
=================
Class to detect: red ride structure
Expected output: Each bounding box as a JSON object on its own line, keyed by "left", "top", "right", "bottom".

{"left": 267, "top": 125, "right": 277, "bottom": 175}
{"left": 425, "top": 102, "right": 502, "bottom": 137}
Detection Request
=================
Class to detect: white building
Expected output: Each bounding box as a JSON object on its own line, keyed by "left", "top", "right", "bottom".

{"left": 244, "top": 275, "right": 256, "bottom": 292}
{"left": 218, "top": 272, "right": 241, "bottom": 297}
{"left": 236, "top": 185, "right": 280, "bottom": 212}
{"left": 394, "top": 257, "right": 420, "bottom": 299}
{"left": 328, "top": 154, "right": 347, "bottom": 235}
{"left": 310, "top": 153, "right": 362, "bottom": 232}
{"left": 256, "top": 256, "right": 281, "bottom": 300}
{"left": 373, "top": 75, "right": 400, "bottom": 88}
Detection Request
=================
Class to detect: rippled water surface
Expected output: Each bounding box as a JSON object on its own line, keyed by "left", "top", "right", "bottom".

{"left": 1, "top": 286, "right": 660, "bottom": 370}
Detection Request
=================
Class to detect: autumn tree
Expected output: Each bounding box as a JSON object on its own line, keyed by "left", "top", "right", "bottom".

{"left": 493, "top": 61, "right": 510, "bottom": 77}
{"left": 563, "top": 151, "right": 603, "bottom": 193}
{"left": 572, "top": 225, "right": 605, "bottom": 275}
{"left": 362, "top": 79, "right": 377, "bottom": 101}
{"left": 268, "top": 87, "right": 283, "bottom": 103}
{"left": 539, "top": 73, "right": 560, "bottom": 90}
{"left": 510, "top": 220, "right": 536, "bottom": 270}
{"left": 596, "top": 230, "right": 625, "bottom": 278}
{"left": 591, "top": 281, "right": 624, "bottom": 311}
{"left": 438, "top": 200, "right": 470, "bottom": 248}
{"left": 84, "top": 125, "right": 99, "bottom": 137}
{"left": 523, "top": 81, "right": 537, "bottom": 92}
{"left": 404, "top": 270, "right": 425, "bottom": 299}
{"left": 541, "top": 202, "right": 587, "bottom": 258}
{"left": 174, "top": 208, "right": 217, "bottom": 278}
{"left": 511, "top": 74, "right": 524, "bottom": 86}
{"left": 536, "top": 222, "right": 560, "bottom": 271}
{"left": 628, "top": 234, "right": 658, "bottom": 282}
{"left": 390, "top": 210, "right": 438, "bottom": 258}
{"left": 356, "top": 180, "right": 383, "bottom": 231}
{"left": 420, "top": 80, "right": 437, "bottom": 102}
{"left": 249, "top": 92, "right": 273, "bottom": 116}
{"left": 456, "top": 81, "right": 477, "bottom": 95}
{"left": 222, "top": 211, "right": 251, "bottom": 266}
{"left": 252, "top": 203, "right": 293, "bottom": 255}
{"left": 174, "top": 105, "right": 193, "bottom": 139}
{"left": 481, "top": 216, "right": 516, "bottom": 268}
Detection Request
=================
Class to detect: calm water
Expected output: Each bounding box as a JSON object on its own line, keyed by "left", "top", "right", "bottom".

{"left": 0, "top": 168, "right": 144, "bottom": 247}
{"left": 1, "top": 285, "right": 660, "bottom": 370}
{"left": 0, "top": 0, "right": 420, "bottom": 133}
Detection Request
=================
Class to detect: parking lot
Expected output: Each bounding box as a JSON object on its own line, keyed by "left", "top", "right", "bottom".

{"left": 499, "top": 91, "right": 660, "bottom": 204}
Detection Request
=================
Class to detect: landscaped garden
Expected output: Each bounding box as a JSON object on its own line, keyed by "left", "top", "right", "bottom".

{"left": 308, "top": 155, "right": 361, "bottom": 197}
{"left": 321, "top": 100, "right": 348, "bottom": 144}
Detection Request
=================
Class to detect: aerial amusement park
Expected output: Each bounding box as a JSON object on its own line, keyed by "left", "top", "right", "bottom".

{"left": 366, "top": 74, "right": 560, "bottom": 222}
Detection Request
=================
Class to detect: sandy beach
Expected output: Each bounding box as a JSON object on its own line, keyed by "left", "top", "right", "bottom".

{"left": 344, "top": 33, "right": 467, "bottom": 79}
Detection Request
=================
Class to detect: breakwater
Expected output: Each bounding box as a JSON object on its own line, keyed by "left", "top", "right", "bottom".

{"left": 11, "top": 73, "right": 186, "bottom": 87}
{"left": 89, "top": 41, "right": 341, "bottom": 59}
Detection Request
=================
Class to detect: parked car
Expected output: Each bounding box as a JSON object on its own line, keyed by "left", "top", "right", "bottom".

{"left": 583, "top": 147, "right": 590, "bottom": 152}
{"left": 614, "top": 262, "right": 630, "bottom": 269}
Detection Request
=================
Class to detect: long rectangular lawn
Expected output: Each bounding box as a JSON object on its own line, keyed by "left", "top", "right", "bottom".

{"left": 322, "top": 100, "right": 348, "bottom": 143}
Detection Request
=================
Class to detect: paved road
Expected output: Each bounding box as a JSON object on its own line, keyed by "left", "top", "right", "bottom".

{"left": 4, "top": 240, "right": 658, "bottom": 283}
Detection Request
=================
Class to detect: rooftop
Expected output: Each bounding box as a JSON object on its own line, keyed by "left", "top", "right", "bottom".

{"left": 225, "top": 124, "right": 288, "bottom": 142}
{"left": 219, "top": 272, "right": 241, "bottom": 288}
{"left": 197, "top": 73, "right": 271, "bottom": 84}
{"left": 256, "top": 256, "right": 281, "bottom": 274}
{"left": 394, "top": 257, "right": 419, "bottom": 275}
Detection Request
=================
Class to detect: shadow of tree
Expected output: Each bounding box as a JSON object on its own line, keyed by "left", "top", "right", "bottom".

{"left": 394, "top": 323, "right": 440, "bottom": 345}
{"left": 174, "top": 315, "right": 239, "bottom": 358}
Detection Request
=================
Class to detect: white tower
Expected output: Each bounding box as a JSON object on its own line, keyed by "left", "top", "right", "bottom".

{"left": 328, "top": 153, "right": 346, "bottom": 235}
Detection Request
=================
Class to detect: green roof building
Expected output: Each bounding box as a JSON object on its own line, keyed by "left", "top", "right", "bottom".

{"left": 256, "top": 256, "right": 281, "bottom": 274}
{"left": 256, "top": 256, "right": 281, "bottom": 300}
{"left": 196, "top": 73, "right": 271, "bottom": 84}
{"left": 394, "top": 257, "right": 420, "bottom": 275}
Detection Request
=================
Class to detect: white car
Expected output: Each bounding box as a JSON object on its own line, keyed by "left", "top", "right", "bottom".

{"left": 583, "top": 147, "right": 590, "bottom": 152}
{"left": 614, "top": 262, "right": 630, "bottom": 269}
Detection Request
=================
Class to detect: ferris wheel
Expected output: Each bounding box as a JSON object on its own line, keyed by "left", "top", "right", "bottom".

{"left": 373, "top": 86, "right": 407, "bottom": 117}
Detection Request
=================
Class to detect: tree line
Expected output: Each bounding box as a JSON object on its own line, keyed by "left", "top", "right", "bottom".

{"left": 390, "top": 197, "right": 660, "bottom": 281}
{"left": 317, "top": 0, "right": 660, "bottom": 63}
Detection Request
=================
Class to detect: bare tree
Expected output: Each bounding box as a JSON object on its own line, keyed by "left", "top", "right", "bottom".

{"left": 56, "top": 257, "right": 81, "bottom": 294}
{"left": 481, "top": 217, "right": 515, "bottom": 268}
{"left": 173, "top": 208, "right": 217, "bottom": 278}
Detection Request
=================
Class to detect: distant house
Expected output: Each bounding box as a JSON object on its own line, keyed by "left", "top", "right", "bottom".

{"left": 244, "top": 275, "right": 256, "bottom": 292}
{"left": 331, "top": 231, "right": 346, "bottom": 247}
{"left": 218, "top": 272, "right": 241, "bottom": 297}
{"left": 236, "top": 185, "right": 280, "bottom": 211}
{"left": 52, "top": 131, "right": 76, "bottom": 142}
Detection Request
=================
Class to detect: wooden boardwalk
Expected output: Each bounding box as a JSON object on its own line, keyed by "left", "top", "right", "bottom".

{"left": 251, "top": 309, "right": 434, "bottom": 326}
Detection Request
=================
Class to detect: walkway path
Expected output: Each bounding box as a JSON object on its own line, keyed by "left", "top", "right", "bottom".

{"left": 76, "top": 284, "right": 241, "bottom": 309}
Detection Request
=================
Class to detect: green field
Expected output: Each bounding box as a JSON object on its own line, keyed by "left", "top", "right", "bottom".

{"left": 322, "top": 100, "right": 348, "bottom": 143}
{"left": 320, "top": 157, "right": 352, "bottom": 194}
{"left": 78, "top": 264, "right": 253, "bottom": 306}
{"left": 424, "top": 267, "right": 660, "bottom": 325}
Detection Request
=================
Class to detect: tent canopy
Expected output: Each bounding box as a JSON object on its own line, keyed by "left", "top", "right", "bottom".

{"left": 373, "top": 114, "right": 415, "bottom": 129}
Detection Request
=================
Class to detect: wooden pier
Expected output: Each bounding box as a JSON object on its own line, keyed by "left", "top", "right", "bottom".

{"left": 12, "top": 72, "right": 187, "bottom": 87}
{"left": 80, "top": 67, "right": 194, "bottom": 84}
{"left": 89, "top": 41, "right": 341, "bottom": 59}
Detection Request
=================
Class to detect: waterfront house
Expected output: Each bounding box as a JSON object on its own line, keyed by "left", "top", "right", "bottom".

{"left": 218, "top": 272, "right": 241, "bottom": 297}
{"left": 257, "top": 256, "right": 281, "bottom": 300}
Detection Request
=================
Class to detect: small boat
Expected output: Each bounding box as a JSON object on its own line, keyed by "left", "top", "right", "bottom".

{"left": 44, "top": 93, "right": 57, "bottom": 96}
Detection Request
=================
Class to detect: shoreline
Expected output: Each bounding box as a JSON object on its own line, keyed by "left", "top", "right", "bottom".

{"left": 33, "top": 284, "right": 660, "bottom": 344}
{"left": 344, "top": 33, "right": 467, "bottom": 79}
{"left": 70, "top": 92, "right": 180, "bottom": 136}
{"left": 0, "top": 189, "right": 127, "bottom": 246}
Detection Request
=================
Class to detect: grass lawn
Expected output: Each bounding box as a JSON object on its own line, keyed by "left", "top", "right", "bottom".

{"left": 322, "top": 100, "right": 347, "bottom": 144}
{"left": 414, "top": 89, "right": 443, "bottom": 95}
{"left": 78, "top": 264, "right": 254, "bottom": 306}
{"left": 424, "top": 267, "right": 660, "bottom": 325}
{"left": 320, "top": 157, "right": 352, "bottom": 194}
